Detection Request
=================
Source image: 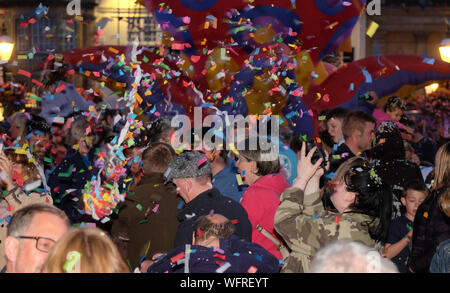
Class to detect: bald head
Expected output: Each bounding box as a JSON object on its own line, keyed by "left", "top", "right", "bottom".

{"left": 193, "top": 214, "right": 235, "bottom": 245}
{"left": 206, "top": 214, "right": 229, "bottom": 225}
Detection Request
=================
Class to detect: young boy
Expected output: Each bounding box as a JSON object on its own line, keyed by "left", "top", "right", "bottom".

{"left": 383, "top": 181, "right": 428, "bottom": 273}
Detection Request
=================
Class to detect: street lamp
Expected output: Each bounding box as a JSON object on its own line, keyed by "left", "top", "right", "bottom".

{"left": 439, "top": 19, "right": 450, "bottom": 63}
{"left": 0, "top": 23, "right": 14, "bottom": 85}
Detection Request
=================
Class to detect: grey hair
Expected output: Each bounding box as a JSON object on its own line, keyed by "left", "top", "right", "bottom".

{"left": 309, "top": 240, "right": 398, "bottom": 273}
{"left": 7, "top": 203, "right": 71, "bottom": 238}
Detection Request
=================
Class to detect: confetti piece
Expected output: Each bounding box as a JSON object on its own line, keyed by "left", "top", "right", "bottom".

{"left": 55, "top": 82, "right": 66, "bottom": 93}
{"left": 18, "top": 69, "right": 31, "bottom": 78}
{"left": 171, "top": 43, "right": 185, "bottom": 50}
{"left": 63, "top": 251, "right": 82, "bottom": 273}
{"left": 423, "top": 212, "right": 428, "bottom": 219}
{"left": 216, "top": 262, "right": 231, "bottom": 273}
{"left": 325, "top": 172, "right": 337, "bottom": 179}
{"left": 366, "top": 21, "right": 379, "bottom": 38}
{"left": 24, "top": 180, "right": 41, "bottom": 191}
{"left": 190, "top": 55, "right": 200, "bottom": 63}
{"left": 182, "top": 16, "right": 191, "bottom": 24}
{"left": 152, "top": 204, "right": 159, "bottom": 213}
{"left": 236, "top": 174, "right": 244, "bottom": 185}
{"left": 362, "top": 69, "right": 373, "bottom": 83}
{"left": 336, "top": 216, "right": 341, "bottom": 225}
{"left": 422, "top": 58, "right": 435, "bottom": 65}
{"left": 196, "top": 228, "right": 204, "bottom": 238}
{"left": 108, "top": 47, "right": 119, "bottom": 54}
{"left": 248, "top": 266, "right": 258, "bottom": 273}
{"left": 197, "top": 156, "right": 208, "bottom": 167}
{"left": 170, "top": 252, "right": 185, "bottom": 264}
{"left": 318, "top": 115, "right": 327, "bottom": 121}
{"left": 32, "top": 79, "right": 43, "bottom": 87}
{"left": 214, "top": 253, "right": 226, "bottom": 260}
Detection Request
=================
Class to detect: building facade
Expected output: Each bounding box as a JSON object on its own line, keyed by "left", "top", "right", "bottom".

{"left": 367, "top": 2, "right": 450, "bottom": 61}
{"left": 0, "top": 0, "right": 97, "bottom": 76}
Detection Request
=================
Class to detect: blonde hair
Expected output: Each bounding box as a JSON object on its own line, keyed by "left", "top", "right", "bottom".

{"left": 41, "top": 228, "right": 130, "bottom": 273}
{"left": 433, "top": 143, "right": 450, "bottom": 216}
{"left": 433, "top": 142, "right": 450, "bottom": 191}
{"left": 440, "top": 188, "right": 450, "bottom": 218}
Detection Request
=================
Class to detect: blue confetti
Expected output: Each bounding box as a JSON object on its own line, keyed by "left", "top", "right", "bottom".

{"left": 362, "top": 69, "right": 373, "bottom": 83}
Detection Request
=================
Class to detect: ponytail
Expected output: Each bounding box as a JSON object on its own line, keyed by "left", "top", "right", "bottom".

{"left": 344, "top": 165, "right": 393, "bottom": 242}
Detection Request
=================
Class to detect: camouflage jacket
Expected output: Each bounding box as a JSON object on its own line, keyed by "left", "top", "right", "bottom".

{"left": 274, "top": 187, "right": 377, "bottom": 273}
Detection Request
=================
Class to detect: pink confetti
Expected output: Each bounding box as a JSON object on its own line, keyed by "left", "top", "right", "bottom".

{"left": 152, "top": 204, "right": 159, "bottom": 213}
{"left": 182, "top": 16, "right": 191, "bottom": 24}
{"left": 197, "top": 156, "right": 207, "bottom": 167}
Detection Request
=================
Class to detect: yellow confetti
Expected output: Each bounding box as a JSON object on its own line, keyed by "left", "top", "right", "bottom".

{"left": 366, "top": 21, "right": 379, "bottom": 38}
{"left": 236, "top": 174, "right": 244, "bottom": 186}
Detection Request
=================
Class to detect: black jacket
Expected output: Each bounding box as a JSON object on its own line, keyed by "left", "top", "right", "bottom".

{"left": 409, "top": 186, "right": 450, "bottom": 273}
{"left": 328, "top": 143, "right": 356, "bottom": 174}
{"left": 371, "top": 122, "right": 424, "bottom": 217}
{"left": 174, "top": 188, "right": 252, "bottom": 247}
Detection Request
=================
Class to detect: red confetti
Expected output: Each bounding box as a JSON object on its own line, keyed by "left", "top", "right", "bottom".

{"left": 196, "top": 228, "right": 204, "bottom": 238}
{"left": 66, "top": 69, "right": 75, "bottom": 76}
{"left": 12, "top": 170, "right": 24, "bottom": 187}
{"left": 190, "top": 55, "right": 200, "bottom": 63}
{"left": 55, "top": 82, "right": 66, "bottom": 93}
{"left": 213, "top": 253, "right": 226, "bottom": 260}
{"left": 18, "top": 69, "right": 31, "bottom": 78}
{"left": 231, "top": 219, "right": 239, "bottom": 224}
{"left": 336, "top": 216, "right": 341, "bottom": 224}
{"left": 32, "top": 79, "right": 43, "bottom": 87}
{"left": 248, "top": 266, "right": 258, "bottom": 273}
{"left": 170, "top": 252, "right": 185, "bottom": 264}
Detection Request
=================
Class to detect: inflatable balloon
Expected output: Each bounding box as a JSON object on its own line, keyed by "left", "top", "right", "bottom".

{"left": 144, "top": 0, "right": 366, "bottom": 64}
{"left": 299, "top": 55, "right": 450, "bottom": 135}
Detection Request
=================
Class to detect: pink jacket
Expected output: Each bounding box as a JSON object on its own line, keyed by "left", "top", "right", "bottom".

{"left": 240, "top": 173, "right": 290, "bottom": 260}
{"left": 373, "top": 108, "right": 405, "bottom": 129}
{"left": 372, "top": 108, "right": 407, "bottom": 138}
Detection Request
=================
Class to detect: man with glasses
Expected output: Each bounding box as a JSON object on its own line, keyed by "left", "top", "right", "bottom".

{"left": 2, "top": 204, "right": 70, "bottom": 273}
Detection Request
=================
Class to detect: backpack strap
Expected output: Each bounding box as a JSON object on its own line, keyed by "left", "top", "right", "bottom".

{"left": 256, "top": 224, "right": 289, "bottom": 258}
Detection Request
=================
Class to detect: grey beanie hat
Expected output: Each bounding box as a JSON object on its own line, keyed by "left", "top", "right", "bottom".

{"left": 164, "top": 151, "right": 212, "bottom": 183}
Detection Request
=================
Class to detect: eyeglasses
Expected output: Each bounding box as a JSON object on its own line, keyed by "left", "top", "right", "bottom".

{"left": 16, "top": 236, "right": 56, "bottom": 253}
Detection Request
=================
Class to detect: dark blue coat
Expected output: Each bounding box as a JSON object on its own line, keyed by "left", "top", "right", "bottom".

{"left": 148, "top": 235, "right": 280, "bottom": 273}
{"left": 47, "top": 149, "right": 94, "bottom": 223}
{"left": 174, "top": 188, "right": 252, "bottom": 247}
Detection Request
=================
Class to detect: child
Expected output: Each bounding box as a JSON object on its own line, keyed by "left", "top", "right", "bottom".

{"left": 383, "top": 181, "right": 428, "bottom": 273}
{"left": 373, "top": 96, "right": 406, "bottom": 129}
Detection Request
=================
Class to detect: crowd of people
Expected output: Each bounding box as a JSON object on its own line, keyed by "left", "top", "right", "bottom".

{"left": 0, "top": 72, "right": 449, "bottom": 274}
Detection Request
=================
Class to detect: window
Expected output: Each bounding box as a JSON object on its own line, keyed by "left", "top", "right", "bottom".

{"left": 127, "top": 16, "right": 160, "bottom": 46}
{"left": 16, "top": 17, "right": 76, "bottom": 54}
